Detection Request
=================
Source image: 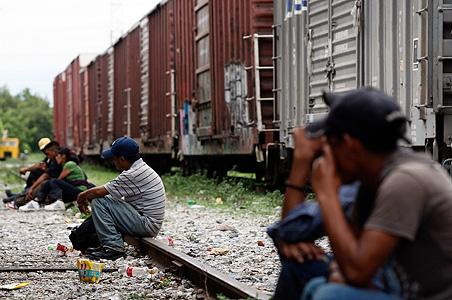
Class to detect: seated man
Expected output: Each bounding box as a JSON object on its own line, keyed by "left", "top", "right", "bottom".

{"left": 76, "top": 137, "right": 166, "bottom": 260}
{"left": 3, "top": 138, "right": 57, "bottom": 205}
{"left": 290, "top": 87, "right": 452, "bottom": 300}
{"left": 10, "top": 139, "right": 62, "bottom": 210}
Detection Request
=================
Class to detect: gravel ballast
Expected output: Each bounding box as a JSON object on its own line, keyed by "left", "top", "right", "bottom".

{"left": 0, "top": 197, "right": 283, "bottom": 299}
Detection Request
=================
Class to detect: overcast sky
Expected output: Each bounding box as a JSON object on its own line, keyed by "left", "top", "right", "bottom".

{"left": 0, "top": 0, "right": 161, "bottom": 104}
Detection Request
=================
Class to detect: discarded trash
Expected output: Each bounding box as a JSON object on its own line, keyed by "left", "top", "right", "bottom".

{"left": 118, "top": 265, "right": 150, "bottom": 279}
{"left": 48, "top": 243, "right": 80, "bottom": 257}
{"left": 208, "top": 247, "right": 229, "bottom": 256}
{"left": 215, "top": 197, "right": 223, "bottom": 205}
{"left": 167, "top": 236, "right": 174, "bottom": 247}
{"left": 0, "top": 282, "right": 30, "bottom": 290}
{"left": 48, "top": 243, "right": 67, "bottom": 255}
{"left": 190, "top": 204, "right": 205, "bottom": 209}
{"left": 149, "top": 266, "right": 159, "bottom": 275}
{"left": 257, "top": 240, "right": 265, "bottom": 247}
{"left": 77, "top": 259, "right": 104, "bottom": 283}
{"left": 187, "top": 199, "right": 195, "bottom": 206}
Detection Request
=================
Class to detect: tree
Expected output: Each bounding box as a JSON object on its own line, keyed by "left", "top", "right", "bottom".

{"left": 0, "top": 86, "right": 53, "bottom": 152}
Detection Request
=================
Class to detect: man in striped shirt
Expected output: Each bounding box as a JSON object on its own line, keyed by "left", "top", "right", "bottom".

{"left": 77, "top": 137, "right": 166, "bottom": 260}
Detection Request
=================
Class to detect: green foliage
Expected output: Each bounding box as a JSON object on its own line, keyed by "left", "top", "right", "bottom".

{"left": 81, "top": 162, "right": 118, "bottom": 186}
{"left": 162, "top": 172, "right": 283, "bottom": 215}
{"left": 0, "top": 86, "right": 53, "bottom": 152}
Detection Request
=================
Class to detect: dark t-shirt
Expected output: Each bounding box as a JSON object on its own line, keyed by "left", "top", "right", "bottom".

{"left": 352, "top": 150, "right": 452, "bottom": 300}
{"left": 44, "top": 158, "right": 62, "bottom": 178}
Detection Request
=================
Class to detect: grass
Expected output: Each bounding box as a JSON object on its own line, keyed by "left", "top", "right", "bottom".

{"left": 0, "top": 156, "right": 284, "bottom": 216}
{"left": 162, "top": 171, "right": 283, "bottom": 215}
{"left": 81, "top": 162, "right": 118, "bottom": 186}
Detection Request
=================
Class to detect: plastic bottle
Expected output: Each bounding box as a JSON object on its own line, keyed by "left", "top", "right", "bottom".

{"left": 56, "top": 243, "right": 68, "bottom": 256}
{"left": 118, "top": 265, "right": 149, "bottom": 278}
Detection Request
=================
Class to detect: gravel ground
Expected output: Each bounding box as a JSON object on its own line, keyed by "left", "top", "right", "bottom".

{"left": 0, "top": 208, "right": 200, "bottom": 300}
{"left": 159, "top": 203, "right": 281, "bottom": 295}
{"left": 0, "top": 195, "right": 283, "bottom": 299}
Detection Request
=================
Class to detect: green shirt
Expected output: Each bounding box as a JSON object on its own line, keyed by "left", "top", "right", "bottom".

{"left": 63, "top": 161, "right": 87, "bottom": 191}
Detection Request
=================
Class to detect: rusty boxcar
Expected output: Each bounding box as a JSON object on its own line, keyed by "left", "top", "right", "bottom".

{"left": 54, "top": 0, "right": 277, "bottom": 178}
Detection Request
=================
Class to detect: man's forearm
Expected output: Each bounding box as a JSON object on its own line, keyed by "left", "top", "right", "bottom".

{"left": 282, "top": 157, "right": 312, "bottom": 218}
{"left": 30, "top": 173, "right": 49, "bottom": 190}
{"left": 84, "top": 186, "right": 109, "bottom": 201}
{"left": 317, "top": 194, "right": 372, "bottom": 286}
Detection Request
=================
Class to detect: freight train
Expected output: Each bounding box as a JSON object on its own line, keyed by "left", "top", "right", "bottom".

{"left": 54, "top": 0, "right": 452, "bottom": 183}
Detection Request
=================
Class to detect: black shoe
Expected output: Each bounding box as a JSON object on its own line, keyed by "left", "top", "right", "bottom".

{"left": 3, "top": 196, "right": 15, "bottom": 204}
{"left": 84, "top": 246, "right": 103, "bottom": 255}
{"left": 5, "top": 189, "right": 14, "bottom": 197}
{"left": 86, "top": 247, "right": 125, "bottom": 261}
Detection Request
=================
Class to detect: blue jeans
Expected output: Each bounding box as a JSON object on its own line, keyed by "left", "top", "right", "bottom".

{"left": 302, "top": 277, "right": 401, "bottom": 300}
{"left": 273, "top": 255, "right": 401, "bottom": 300}
{"left": 38, "top": 179, "right": 81, "bottom": 203}
{"left": 273, "top": 257, "right": 331, "bottom": 300}
{"left": 91, "top": 197, "right": 153, "bottom": 252}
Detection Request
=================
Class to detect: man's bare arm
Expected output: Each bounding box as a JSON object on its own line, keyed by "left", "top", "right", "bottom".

{"left": 282, "top": 128, "right": 323, "bottom": 218}
{"left": 312, "top": 144, "right": 399, "bottom": 286}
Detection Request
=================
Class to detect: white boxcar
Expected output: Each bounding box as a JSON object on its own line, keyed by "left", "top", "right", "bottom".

{"left": 274, "top": 0, "right": 452, "bottom": 163}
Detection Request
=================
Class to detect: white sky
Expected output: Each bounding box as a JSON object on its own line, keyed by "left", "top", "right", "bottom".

{"left": 0, "top": 0, "right": 161, "bottom": 104}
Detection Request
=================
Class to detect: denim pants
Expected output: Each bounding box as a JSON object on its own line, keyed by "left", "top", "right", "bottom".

{"left": 38, "top": 179, "right": 81, "bottom": 203}
{"left": 273, "top": 257, "right": 331, "bottom": 300}
{"left": 302, "top": 277, "right": 402, "bottom": 300}
{"left": 91, "top": 197, "right": 153, "bottom": 252}
{"left": 273, "top": 255, "right": 401, "bottom": 300}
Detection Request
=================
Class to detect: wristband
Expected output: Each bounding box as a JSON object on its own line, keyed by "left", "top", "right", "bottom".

{"left": 284, "top": 181, "right": 311, "bottom": 193}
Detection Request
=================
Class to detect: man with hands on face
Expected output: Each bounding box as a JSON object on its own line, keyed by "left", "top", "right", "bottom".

{"left": 282, "top": 87, "right": 452, "bottom": 300}
{"left": 77, "top": 137, "right": 166, "bottom": 261}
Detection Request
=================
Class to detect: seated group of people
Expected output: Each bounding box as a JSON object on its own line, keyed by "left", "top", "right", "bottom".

{"left": 3, "top": 136, "right": 166, "bottom": 261}
{"left": 3, "top": 138, "right": 89, "bottom": 211}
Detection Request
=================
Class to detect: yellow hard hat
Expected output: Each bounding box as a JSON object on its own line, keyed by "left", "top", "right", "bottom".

{"left": 38, "top": 138, "right": 51, "bottom": 150}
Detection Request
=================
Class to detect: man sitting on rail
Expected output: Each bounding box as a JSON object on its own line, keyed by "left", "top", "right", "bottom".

{"left": 76, "top": 137, "right": 166, "bottom": 260}
{"left": 279, "top": 87, "right": 452, "bottom": 300}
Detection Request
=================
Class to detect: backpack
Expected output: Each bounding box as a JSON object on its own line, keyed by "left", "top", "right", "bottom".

{"left": 69, "top": 216, "right": 100, "bottom": 253}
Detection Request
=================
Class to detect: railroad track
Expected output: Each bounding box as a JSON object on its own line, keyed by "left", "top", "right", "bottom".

{"left": 0, "top": 235, "right": 271, "bottom": 299}
{"left": 127, "top": 236, "right": 271, "bottom": 300}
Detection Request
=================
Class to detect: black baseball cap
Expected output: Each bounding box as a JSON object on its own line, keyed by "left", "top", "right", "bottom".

{"left": 102, "top": 137, "right": 139, "bottom": 160}
{"left": 306, "top": 87, "right": 409, "bottom": 151}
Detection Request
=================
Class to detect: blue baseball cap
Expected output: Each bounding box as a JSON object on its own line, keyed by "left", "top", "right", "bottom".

{"left": 102, "top": 137, "right": 139, "bottom": 160}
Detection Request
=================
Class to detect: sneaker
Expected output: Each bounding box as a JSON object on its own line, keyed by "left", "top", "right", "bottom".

{"left": 18, "top": 200, "right": 41, "bottom": 211}
{"left": 44, "top": 200, "right": 66, "bottom": 211}
{"left": 86, "top": 247, "right": 125, "bottom": 261}
{"left": 5, "top": 202, "right": 17, "bottom": 209}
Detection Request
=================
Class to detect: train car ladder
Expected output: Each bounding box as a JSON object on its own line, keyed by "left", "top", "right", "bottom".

{"left": 245, "top": 33, "right": 277, "bottom": 132}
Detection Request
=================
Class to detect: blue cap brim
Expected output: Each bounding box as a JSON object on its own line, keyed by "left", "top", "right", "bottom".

{"left": 101, "top": 149, "right": 114, "bottom": 159}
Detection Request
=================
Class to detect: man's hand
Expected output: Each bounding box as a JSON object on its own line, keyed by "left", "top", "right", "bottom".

{"left": 292, "top": 128, "right": 324, "bottom": 163}
{"left": 19, "top": 167, "right": 28, "bottom": 175}
{"left": 77, "top": 192, "right": 89, "bottom": 213}
{"left": 26, "top": 188, "right": 34, "bottom": 200}
{"left": 312, "top": 144, "right": 341, "bottom": 200}
{"left": 328, "top": 260, "right": 346, "bottom": 284}
{"left": 279, "top": 241, "right": 325, "bottom": 264}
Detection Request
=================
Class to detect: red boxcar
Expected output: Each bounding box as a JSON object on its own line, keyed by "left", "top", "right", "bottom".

{"left": 54, "top": 0, "right": 275, "bottom": 176}
{"left": 53, "top": 73, "right": 67, "bottom": 146}
{"left": 180, "top": 0, "right": 275, "bottom": 162}
{"left": 54, "top": 55, "right": 94, "bottom": 150}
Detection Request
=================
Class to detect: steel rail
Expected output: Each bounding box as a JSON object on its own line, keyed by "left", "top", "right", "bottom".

{"left": 128, "top": 237, "right": 271, "bottom": 300}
